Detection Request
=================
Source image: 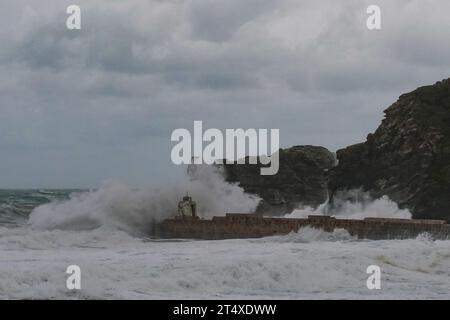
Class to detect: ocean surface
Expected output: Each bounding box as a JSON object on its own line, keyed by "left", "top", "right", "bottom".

{"left": 0, "top": 185, "right": 449, "bottom": 300}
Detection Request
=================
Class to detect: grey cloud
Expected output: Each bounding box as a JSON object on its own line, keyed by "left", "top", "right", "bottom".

{"left": 1, "top": 0, "right": 450, "bottom": 188}
{"left": 187, "top": 0, "right": 276, "bottom": 42}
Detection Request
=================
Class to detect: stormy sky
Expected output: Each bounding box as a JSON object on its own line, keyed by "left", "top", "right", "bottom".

{"left": 1, "top": 0, "right": 450, "bottom": 188}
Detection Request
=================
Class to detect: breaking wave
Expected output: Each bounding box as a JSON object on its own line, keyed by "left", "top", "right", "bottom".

{"left": 28, "top": 169, "right": 413, "bottom": 236}
{"left": 1, "top": 224, "right": 449, "bottom": 299}
{"left": 286, "top": 189, "right": 412, "bottom": 220}
{"left": 28, "top": 166, "right": 260, "bottom": 235}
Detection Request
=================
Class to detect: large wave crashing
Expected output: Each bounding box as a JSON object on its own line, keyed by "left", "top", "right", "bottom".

{"left": 28, "top": 165, "right": 260, "bottom": 235}
{"left": 286, "top": 189, "right": 412, "bottom": 220}
{"left": 28, "top": 165, "right": 412, "bottom": 236}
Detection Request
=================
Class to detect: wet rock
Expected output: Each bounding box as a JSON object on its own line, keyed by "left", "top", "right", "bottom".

{"left": 220, "top": 145, "right": 335, "bottom": 215}
{"left": 329, "top": 78, "right": 450, "bottom": 221}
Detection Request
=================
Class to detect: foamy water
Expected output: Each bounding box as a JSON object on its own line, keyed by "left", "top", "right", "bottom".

{"left": 28, "top": 166, "right": 260, "bottom": 235}
{"left": 0, "top": 226, "right": 449, "bottom": 299}
{"left": 0, "top": 167, "right": 449, "bottom": 299}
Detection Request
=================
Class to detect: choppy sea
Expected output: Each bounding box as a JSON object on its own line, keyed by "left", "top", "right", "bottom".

{"left": 0, "top": 185, "right": 449, "bottom": 300}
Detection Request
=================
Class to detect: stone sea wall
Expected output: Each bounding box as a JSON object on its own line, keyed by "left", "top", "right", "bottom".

{"left": 156, "top": 214, "right": 450, "bottom": 240}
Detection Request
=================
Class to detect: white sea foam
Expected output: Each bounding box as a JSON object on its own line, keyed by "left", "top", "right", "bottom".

{"left": 0, "top": 225, "right": 449, "bottom": 299}
{"left": 3, "top": 167, "right": 446, "bottom": 300}
{"left": 286, "top": 190, "right": 412, "bottom": 220}
{"left": 28, "top": 165, "right": 260, "bottom": 235}
{"left": 266, "top": 227, "right": 356, "bottom": 243}
{"left": 28, "top": 173, "right": 411, "bottom": 237}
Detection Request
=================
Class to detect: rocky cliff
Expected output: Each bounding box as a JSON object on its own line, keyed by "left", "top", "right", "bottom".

{"left": 220, "top": 145, "right": 335, "bottom": 215}
{"left": 329, "top": 79, "right": 450, "bottom": 221}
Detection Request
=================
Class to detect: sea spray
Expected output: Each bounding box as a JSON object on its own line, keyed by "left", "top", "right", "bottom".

{"left": 285, "top": 189, "right": 412, "bottom": 220}
{"left": 28, "top": 170, "right": 413, "bottom": 236}
{"left": 2, "top": 181, "right": 449, "bottom": 299}
{"left": 28, "top": 165, "right": 260, "bottom": 235}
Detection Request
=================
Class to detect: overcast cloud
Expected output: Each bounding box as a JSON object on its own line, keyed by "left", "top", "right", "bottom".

{"left": 1, "top": 0, "right": 450, "bottom": 188}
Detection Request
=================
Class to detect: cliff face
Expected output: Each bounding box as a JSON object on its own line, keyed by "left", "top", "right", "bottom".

{"left": 221, "top": 145, "right": 335, "bottom": 215}
{"left": 211, "top": 78, "right": 450, "bottom": 221}
{"left": 329, "top": 79, "right": 450, "bottom": 221}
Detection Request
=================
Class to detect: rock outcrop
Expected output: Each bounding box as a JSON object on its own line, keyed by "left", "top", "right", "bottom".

{"left": 220, "top": 145, "right": 335, "bottom": 215}
{"left": 329, "top": 78, "right": 450, "bottom": 221}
